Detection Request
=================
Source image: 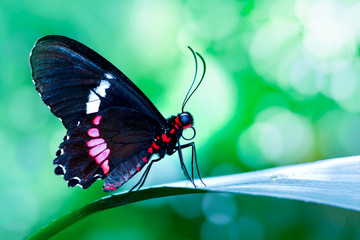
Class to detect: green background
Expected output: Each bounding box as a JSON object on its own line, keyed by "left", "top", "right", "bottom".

{"left": 2, "top": 0, "right": 360, "bottom": 239}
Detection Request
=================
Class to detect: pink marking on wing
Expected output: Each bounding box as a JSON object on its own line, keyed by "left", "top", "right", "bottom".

{"left": 116, "top": 182, "right": 121, "bottom": 186}
{"left": 89, "top": 143, "right": 107, "bottom": 157}
{"left": 101, "top": 160, "right": 110, "bottom": 175}
{"left": 170, "top": 128, "right": 175, "bottom": 134}
{"left": 136, "top": 166, "right": 140, "bottom": 172}
{"left": 142, "top": 157, "right": 148, "bottom": 163}
{"left": 95, "top": 148, "right": 110, "bottom": 164}
{"left": 93, "top": 116, "right": 102, "bottom": 125}
{"left": 123, "top": 176, "right": 127, "bottom": 182}
{"left": 87, "top": 138, "right": 105, "bottom": 147}
{"left": 148, "top": 147, "right": 153, "bottom": 154}
{"left": 87, "top": 128, "right": 100, "bottom": 137}
{"left": 104, "top": 186, "right": 116, "bottom": 191}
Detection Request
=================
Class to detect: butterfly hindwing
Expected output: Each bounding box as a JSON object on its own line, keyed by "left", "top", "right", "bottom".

{"left": 30, "top": 35, "right": 167, "bottom": 130}
{"left": 54, "top": 107, "right": 158, "bottom": 189}
{"left": 103, "top": 149, "right": 150, "bottom": 192}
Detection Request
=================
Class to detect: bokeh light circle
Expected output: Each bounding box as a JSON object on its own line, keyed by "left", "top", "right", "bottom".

{"left": 238, "top": 107, "right": 314, "bottom": 168}
{"left": 202, "top": 193, "right": 237, "bottom": 226}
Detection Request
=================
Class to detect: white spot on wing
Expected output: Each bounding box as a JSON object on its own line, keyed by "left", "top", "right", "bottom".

{"left": 86, "top": 92, "right": 100, "bottom": 114}
{"left": 95, "top": 80, "right": 110, "bottom": 97}
{"left": 66, "top": 176, "right": 81, "bottom": 187}
{"left": 86, "top": 80, "right": 110, "bottom": 114}
{"left": 73, "top": 176, "right": 81, "bottom": 181}
{"left": 88, "top": 90, "right": 99, "bottom": 101}
{"left": 58, "top": 117, "right": 64, "bottom": 123}
{"left": 58, "top": 164, "right": 66, "bottom": 174}
{"left": 105, "top": 73, "right": 114, "bottom": 79}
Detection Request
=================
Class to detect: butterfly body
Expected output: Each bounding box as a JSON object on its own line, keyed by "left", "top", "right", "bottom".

{"left": 30, "top": 35, "right": 202, "bottom": 192}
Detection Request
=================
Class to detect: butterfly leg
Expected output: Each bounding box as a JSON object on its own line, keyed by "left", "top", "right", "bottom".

{"left": 178, "top": 142, "right": 206, "bottom": 187}
{"left": 177, "top": 140, "right": 197, "bottom": 187}
{"left": 129, "top": 157, "right": 162, "bottom": 192}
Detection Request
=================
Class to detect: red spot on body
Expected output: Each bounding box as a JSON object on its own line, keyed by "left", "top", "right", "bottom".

{"left": 142, "top": 157, "right": 148, "bottom": 163}
{"left": 89, "top": 143, "right": 107, "bottom": 157}
{"left": 101, "top": 160, "right": 110, "bottom": 175}
{"left": 148, "top": 147, "right": 153, "bottom": 154}
{"left": 162, "top": 134, "right": 171, "bottom": 143}
{"left": 93, "top": 116, "right": 102, "bottom": 125}
{"left": 95, "top": 149, "right": 110, "bottom": 164}
{"left": 174, "top": 116, "right": 191, "bottom": 129}
{"left": 136, "top": 166, "right": 140, "bottom": 172}
{"left": 175, "top": 116, "right": 181, "bottom": 125}
{"left": 170, "top": 128, "right": 175, "bottom": 134}
{"left": 87, "top": 128, "right": 100, "bottom": 137}
{"left": 87, "top": 138, "right": 105, "bottom": 147}
{"left": 151, "top": 142, "right": 160, "bottom": 150}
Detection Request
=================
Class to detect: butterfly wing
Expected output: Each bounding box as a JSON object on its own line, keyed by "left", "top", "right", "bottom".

{"left": 30, "top": 35, "right": 167, "bottom": 130}
{"left": 55, "top": 107, "right": 157, "bottom": 191}
{"left": 30, "top": 35, "right": 168, "bottom": 191}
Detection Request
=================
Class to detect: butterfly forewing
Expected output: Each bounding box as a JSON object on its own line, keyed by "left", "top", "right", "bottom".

{"left": 30, "top": 35, "right": 167, "bottom": 130}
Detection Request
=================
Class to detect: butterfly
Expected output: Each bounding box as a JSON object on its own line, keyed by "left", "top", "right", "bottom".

{"left": 30, "top": 35, "right": 205, "bottom": 192}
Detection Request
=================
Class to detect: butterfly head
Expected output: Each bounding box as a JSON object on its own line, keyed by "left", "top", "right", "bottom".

{"left": 177, "top": 112, "right": 193, "bottom": 129}
{"left": 173, "top": 112, "right": 195, "bottom": 141}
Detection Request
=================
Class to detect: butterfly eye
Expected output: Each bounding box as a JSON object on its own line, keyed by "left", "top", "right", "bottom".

{"left": 179, "top": 112, "right": 193, "bottom": 126}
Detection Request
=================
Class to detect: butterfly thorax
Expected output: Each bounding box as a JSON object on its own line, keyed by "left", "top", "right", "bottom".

{"left": 147, "top": 112, "right": 194, "bottom": 157}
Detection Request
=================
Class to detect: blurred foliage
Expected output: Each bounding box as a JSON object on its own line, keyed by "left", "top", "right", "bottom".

{"left": 1, "top": 0, "right": 360, "bottom": 239}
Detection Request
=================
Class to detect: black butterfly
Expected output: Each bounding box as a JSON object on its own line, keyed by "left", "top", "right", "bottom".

{"left": 30, "top": 35, "right": 205, "bottom": 192}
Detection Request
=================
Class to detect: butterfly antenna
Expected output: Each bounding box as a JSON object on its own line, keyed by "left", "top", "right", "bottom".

{"left": 182, "top": 47, "right": 198, "bottom": 112}
{"left": 181, "top": 47, "right": 206, "bottom": 112}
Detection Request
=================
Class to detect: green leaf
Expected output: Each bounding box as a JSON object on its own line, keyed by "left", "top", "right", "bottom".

{"left": 29, "top": 155, "right": 360, "bottom": 239}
